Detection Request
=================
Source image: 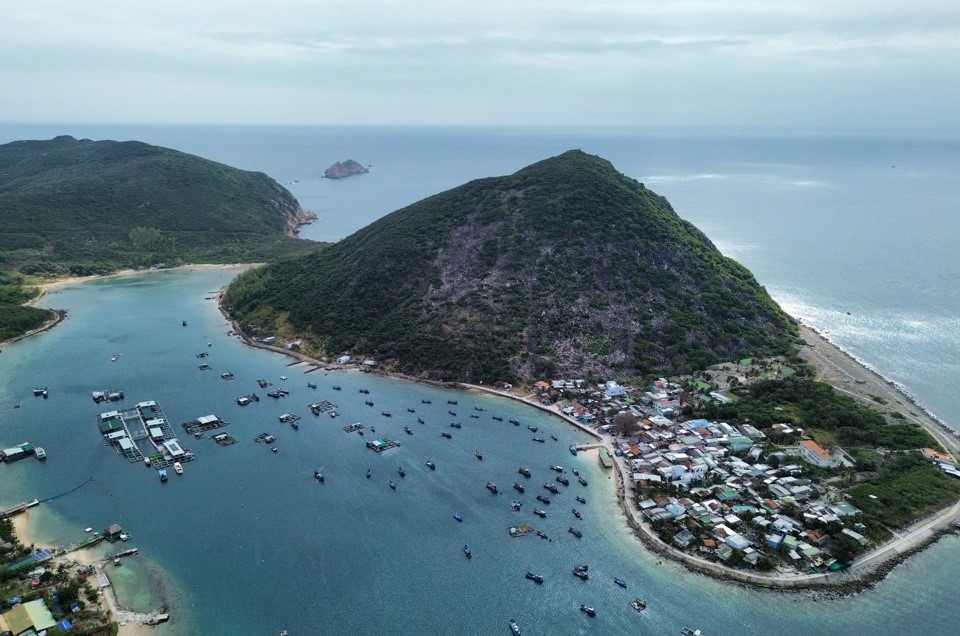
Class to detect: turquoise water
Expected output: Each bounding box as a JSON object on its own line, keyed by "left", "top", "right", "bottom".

{"left": 0, "top": 126, "right": 958, "bottom": 633}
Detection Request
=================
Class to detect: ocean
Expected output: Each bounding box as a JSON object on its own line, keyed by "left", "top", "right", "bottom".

{"left": 0, "top": 125, "right": 958, "bottom": 635}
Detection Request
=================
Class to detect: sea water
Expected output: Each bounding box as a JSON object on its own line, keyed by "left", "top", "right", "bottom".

{"left": 0, "top": 126, "right": 958, "bottom": 634}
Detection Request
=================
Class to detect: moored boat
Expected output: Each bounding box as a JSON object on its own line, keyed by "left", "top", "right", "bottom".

{"left": 536, "top": 494, "right": 551, "bottom": 505}
{"left": 579, "top": 604, "right": 596, "bottom": 617}
{"left": 453, "top": 513, "right": 463, "bottom": 522}
{"left": 631, "top": 598, "right": 647, "bottom": 612}
{"left": 307, "top": 382, "right": 317, "bottom": 389}
{"left": 518, "top": 467, "right": 531, "bottom": 477}
{"left": 509, "top": 618, "right": 521, "bottom": 636}
{"left": 576, "top": 496, "right": 586, "bottom": 504}
{"left": 569, "top": 445, "right": 578, "bottom": 455}
{"left": 389, "top": 480, "right": 396, "bottom": 490}
{"left": 556, "top": 475, "right": 569, "bottom": 486}
{"left": 405, "top": 426, "right": 413, "bottom": 435}
{"left": 614, "top": 577, "right": 627, "bottom": 588}
{"left": 475, "top": 450, "right": 483, "bottom": 460}
{"left": 426, "top": 460, "right": 436, "bottom": 470}
{"left": 174, "top": 461, "right": 183, "bottom": 475}
{"left": 572, "top": 568, "right": 589, "bottom": 580}
{"left": 532, "top": 437, "right": 545, "bottom": 443}
{"left": 314, "top": 470, "right": 324, "bottom": 482}
{"left": 159, "top": 469, "right": 168, "bottom": 482}
{"left": 543, "top": 483, "right": 559, "bottom": 494}
{"left": 398, "top": 466, "right": 405, "bottom": 477}
{"left": 533, "top": 509, "right": 547, "bottom": 518}
{"left": 681, "top": 629, "right": 702, "bottom": 636}
{"left": 525, "top": 571, "right": 544, "bottom": 584}
{"left": 34, "top": 447, "right": 46, "bottom": 461}
{"left": 441, "top": 432, "right": 452, "bottom": 439}
{"left": 486, "top": 481, "right": 499, "bottom": 494}
{"left": 550, "top": 465, "right": 564, "bottom": 473}
{"left": 572, "top": 508, "right": 581, "bottom": 519}
{"left": 568, "top": 526, "right": 582, "bottom": 538}
{"left": 513, "top": 482, "right": 525, "bottom": 493}
{"left": 578, "top": 477, "right": 588, "bottom": 486}
{"left": 463, "top": 544, "right": 472, "bottom": 559}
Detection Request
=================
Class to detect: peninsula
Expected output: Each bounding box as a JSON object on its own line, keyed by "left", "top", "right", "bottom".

{"left": 323, "top": 159, "right": 369, "bottom": 179}
{"left": 222, "top": 150, "right": 960, "bottom": 590}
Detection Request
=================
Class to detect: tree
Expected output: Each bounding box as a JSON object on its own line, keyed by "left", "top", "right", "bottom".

{"left": 612, "top": 411, "right": 639, "bottom": 437}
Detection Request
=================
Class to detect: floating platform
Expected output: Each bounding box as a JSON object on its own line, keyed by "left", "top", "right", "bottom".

{"left": 309, "top": 400, "right": 336, "bottom": 415}
{"left": 182, "top": 414, "right": 228, "bottom": 435}
{"left": 365, "top": 438, "right": 400, "bottom": 453}
{"left": 213, "top": 433, "right": 238, "bottom": 446}
{"left": 508, "top": 522, "right": 533, "bottom": 538}
{"left": 343, "top": 423, "right": 365, "bottom": 433}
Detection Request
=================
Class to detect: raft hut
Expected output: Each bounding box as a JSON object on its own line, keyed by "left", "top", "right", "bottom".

{"left": 0, "top": 443, "right": 36, "bottom": 462}
{"left": 365, "top": 439, "right": 400, "bottom": 453}
{"left": 598, "top": 447, "right": 614, "bottom": 469}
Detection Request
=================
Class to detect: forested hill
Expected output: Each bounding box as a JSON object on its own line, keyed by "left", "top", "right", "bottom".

{"left": 0, "top": 135, "right": 316, "bottom": 274}
{"left": 224, "top": 150, "right": 797, "bottom": 383}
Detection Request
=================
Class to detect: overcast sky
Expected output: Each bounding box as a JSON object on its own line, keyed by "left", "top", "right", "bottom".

{"left": 2, "top": 1, "right": 958, "bottom": 130}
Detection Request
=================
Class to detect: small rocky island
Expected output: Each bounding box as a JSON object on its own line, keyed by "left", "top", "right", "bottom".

{"left": 324, "top": 159, "right": 369, "bottom": 179}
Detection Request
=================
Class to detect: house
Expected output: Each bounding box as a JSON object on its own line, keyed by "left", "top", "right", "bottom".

{"left": 798, "top": 440, "right": 838, "bottom": 468}
{"left": 0, "top": 599, "right": 57, "bottom": 635}
{"left": 335, "top": 355, "right": 352, "bottom": 365}
{"left": 604, "top": 381, "right": 625, "bottom": 398}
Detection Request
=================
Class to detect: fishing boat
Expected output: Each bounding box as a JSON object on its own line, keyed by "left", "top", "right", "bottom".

{"left": 579, "top": 477, "right": 588, "bottom": 487}
{"left": 307, "top": 382, "right": 317, "bottom": 389}
{"left": 536, "top": 530, "right": 549, "bottom": 539}
{"left": 572, "top": 508, "right": 582, "bottom": 519}
{"left": 453, "top": 513, "right": 463, "bottom": 522}
{"left": 365, "top": 400, "right": 374, "bottom": 406}
{"left": 381, "top": 410, "right": 391, "bottom": 417}
{"left": 492, "top": 416, "right": 503, "bottom": 421}
{"left": 474, "top": 406, "right": 485, "bottom": 411}
{"left": 448, "top": 410, "right": 457, "bottom": 416}
{"left": 572, "top": 568, "right": 589, "bottom": 580}
{"left": 366, "top": 468, "right": 371, "bottom": 479}
{"left": 532, "top": 437, "right": 545, "bottom": 443}
{"left": 463, "top": 544, "right": 472, "bottom": 559}
{"left": 441, "top": 432, "right": 452, "bottom": 439}
{"left": 159, "top": 470, "right": 168, "bottom": 482}
{"left": 579, "top": 605, "right": 596, "bottom": 617}
{"left": 398, "top": 466, "right": 405, "bottom": 477}
{"left": 681, "top": 629, "right": 702, "bottom": 636}
{"left": 614, "top": 578, "right": 627, "bottom": 588}
{"left": 405, "top": 426, "right": 413, "bottom": 435}
{"left": 543, "top": 483, "right": 559, "bottom": 494}
{"left": 511, "top": 500, "right": 522, "bottom": 511}
{"left": 389, "top": 480, "right": 396, "bottom": 490}
{"left": 576, "top": 496, "right": 586, "bottom": 504}
{"left": 536, "top": 494, "right": 551, "bottom": 505}
{"left": 486, "top": 481, "right": 499, "bottom": 494}
{"left": 513, "top": 482, "right": 525, "bottom": 493}
{"left": 556, "top": 476, "right": 569, "bottom": 486}
{"left": 551, "top": 435, "right": 558, "bottom": 441}
{"left": 509, "top": 419, "right": 520, "bottom": 425}
{"left": 314, "top": 470, "right": 324, "bottom": 482}
{"left": 450, "top": 422, "right": 462, "bottom": 428}
{"left": 426, "top": 461, "right": 436, "bottom": 470}
{"left": 417, "top": 418, "right": 424, "bottom": 424}
{"left": 407, "top": 408, "right": 416, "bottom": 413}
{"left": 630, "top": 598, "right": 646, "bottom": 612}
{"left": 568, "top": 527, "right": 582, "bottom": 538}
{"left": 525, "top": 571, "right": 544, "bottom": 584}
{"left": 447, "top": 400, "right": 457, "bottom": 405}
{"left": 571, "top": 468, "right": 580, "bottom": 476}
{"left": 533, "top": 509, "right": 547, "bottom": 518}
{"left": 475, "top": 450, "right": 483, "bottom": 460}
{"left": 421, "top": 399, "right": 432, "bottom": 404}
{"left": 509, "top": 619, "right": 521, "bottom": 636}
{"left": 569, "top": 445, "right": 579, "bottom": 455}
{"left": 518, "top": 467, "right": 531, "bottom": 477}
{"left": 279, "top": 375, "right": 288, "bottom": 381}
{"left": 333, "top": 385, "right": 342, "bottom": 390}
{"left": 550, "top": 465, "right": 564, "bottom": 473}
{"left": 182, "top": 320, "right": 187, "bottom": 326}
{"left": 173, "top": 461, "right": 183, "bottom": 475}
{"left": 359, "top": 389, "right": 370, "bottom": 394}
{"left": 527, "top": 425, "right": 538, "bottom": 432}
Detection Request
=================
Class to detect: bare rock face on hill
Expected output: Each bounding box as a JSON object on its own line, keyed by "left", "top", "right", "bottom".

{"left": 324, "top": 159, "right": 369, "bottom": 179}
{"left": 225, "top": 150, "right": 797, "bottom": 383}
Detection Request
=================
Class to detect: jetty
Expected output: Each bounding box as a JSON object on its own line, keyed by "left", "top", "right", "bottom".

{"left": 0, "top": 499, "right": 40, "bottom": 518}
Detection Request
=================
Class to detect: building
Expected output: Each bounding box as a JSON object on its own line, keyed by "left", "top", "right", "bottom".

{"left": 0, "top": 599, "right": 57, "bottom": 634}
{"left": 798, "top": 440, "right": 838, "bottom": 468}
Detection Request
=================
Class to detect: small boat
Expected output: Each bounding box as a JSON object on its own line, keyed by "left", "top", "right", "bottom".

{"left": 513, "top": 482, "right": 525, "bottom": 493}
{"left": 492, "top": 416, "right": 503, "bottom": 421}
{"left": 366, "top": 468, "right": 371, "bottom": 479}
{"left": 572, "top": 508, "right": 582, "bottom": 519}
{"left": 447, "top": 400, "right": 457, "bottom": 405}
{"left": 470, "top": 414, "right": 479, "bottom": 419}
{"left": 572, "top": 469, "right": 580, "bottom": 476}
{"left": 576, "top": 496, "right": 587, "bottom": 504}
{"left": 572, "top": 568, "right": 589, "bottom": 580}
{"left": 527, "top": 425, "right": 538, "bottom": 432}
{"left": 509, "top": 618, "right": 521, "bottom": 636}
{"left": 221, "top": 372, "right": 234, "bottom": 380}
{"left": 630, "top": 598, "right": 646, "bottom": 612}
{"left": 475, "top": 450, "right": 483, "bottom": 460}
{"left": 159, "top": 469, "right": 168, "bottom": 482}
{"left": 422, "top": 399, "right": 432, "bottom": 404}
{"left": 381, "top": 410, "right": 391, "bottom": 417}
{"left": 290, "top": 422, "right": 299, "bottom": 430}
{"left": 486, "top": 482, "right": 499, "bottom": 494}
{"left": 453, "top": 513, "right": 463, "bottom": 522}
{"left": 417, "top": 418, "right": 424, "bottom": 424}
{"left": 681, "top": 629, "right": 702, "bottom": 636}
{"left": 511, "top": 500, "right": 522, "bottom": 511}
{"left": 536, "top": 530, "right": 549, "bottom": 539}
{"left": 578, "top": 477, "right": 588, "bottom": 487}
{"left": 174, "top": 461, "right": 183, "bottom": 475}
{"left": 450, "top": 422, "right": 462, "bottom": 429}
{"left": 518, "top": 467, "right": 531, "bottom": 477}
{"left": 550, "top": 465, "right": 564, "bottom": 473}
{"left": 510, "top": 419, "right": 520, "bottom": 426}
{"left": 543, "top": 483, "right": 559, "bottom": 494}
{"left": 614, "top": 578, "right": 627, "bottom": 588}
{"left": 441, "top": 432, "right": 452, "bottom": 439}
{"left": 182, "top": 320, "right": 187, "bottom": 326}
{"left": 398, "top": 466, "right": 405, "bottom": 477}
{"left": 536, "top": 494, "right": 551, "bottom": 505}
{"left": 463, "top": 544, "right": 472, "bottom": 559}
{"left": 314, "top": 470, "right": 324, "bottom": 482}
{"left": 114, "top": 557, "right": 121, "bottom": 566}
{"left": 525, "top": 571, "right": 544, "bottom": 584}
{"left": 271, "top": 447, "right": 278, "bottom": 453}
{"left": 532, "top": 437, "right": 545, "bottom": 443}
{"left": 407, "top": 408, "right": 416, "bottom": 413}
{"left": 533, "top": 509, "right": 547, "bottom": 518}
{"left": 307, "top": 382, "right": 317, "bottom": 389}
{"left": 84, "top": 527, "right": 93, "bottom": 533}
{"left": 556, "top": 476, "right": 569, "bottom": 486}
{"left": 359, "top": 389, "right": 370, "bottom": 394}
{"left": 404, "top": 426, "right": 413, "bottom": 435}
{"left": 34, "top": 447, "right": 47, "bottom": 461}
{"left": 389, "top": 480, "right": 396, "bottom": 489}
{"left": 33, "top": 387, "right": 47, "bottom": 396}
{"left": 574, "top": 564, "right": 589, "bottom": 572}
{"left": 579, "top": 605, "right": 596, "bottom": 617}
{"left": 426, "top": 461, "right": 436, "bottom": 470}
{"left": 474, "top": 406, "right": 485, "bottom": 411}
{"left": 448, "top": 410, "right": 457, "bottom": 416}
{"left": 550, "top": 435, "right": 558, "bottom": 441}
{"left": 333, "top": 385, "right": 342, "bottom": 390}
{"left": 365, "top": 400, "right": 374, "bottom": 406}
{"left": 569, "top": 445, "right": 579, "bottom": 456}
{"left": 568, "top": 527, "right": 582, "bottom": 538}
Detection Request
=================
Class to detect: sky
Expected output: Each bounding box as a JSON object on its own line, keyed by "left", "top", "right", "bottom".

{"left": 2, "top": 0, "right": 958, "bottom": 130}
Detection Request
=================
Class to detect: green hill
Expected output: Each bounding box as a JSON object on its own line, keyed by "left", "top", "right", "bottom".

{"left": 0, "top": 135, "right": 316, "bottom": 274}
{"left": 224, "top": 150, "right": 797, "bottom": 383}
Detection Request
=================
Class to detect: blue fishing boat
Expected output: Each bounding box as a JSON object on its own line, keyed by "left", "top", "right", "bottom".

{"left": 463, "top": 545, "right": 472, "bottom": 559}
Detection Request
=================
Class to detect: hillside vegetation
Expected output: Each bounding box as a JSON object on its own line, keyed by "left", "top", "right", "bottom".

{"left": 0, "top": 135, "right": 317, "bottom": 274}
{"left": 225, "top": 150, "right": 797, "bottom": 383}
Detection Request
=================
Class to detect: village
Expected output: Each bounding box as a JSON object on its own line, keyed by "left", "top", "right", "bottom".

{"left": 519, "top": 357, "right": 960, "bottom": 579}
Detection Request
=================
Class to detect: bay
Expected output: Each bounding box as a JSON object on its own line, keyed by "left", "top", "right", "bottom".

{"left": 0, "top": 125, "right": 958, "bottom": 634}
